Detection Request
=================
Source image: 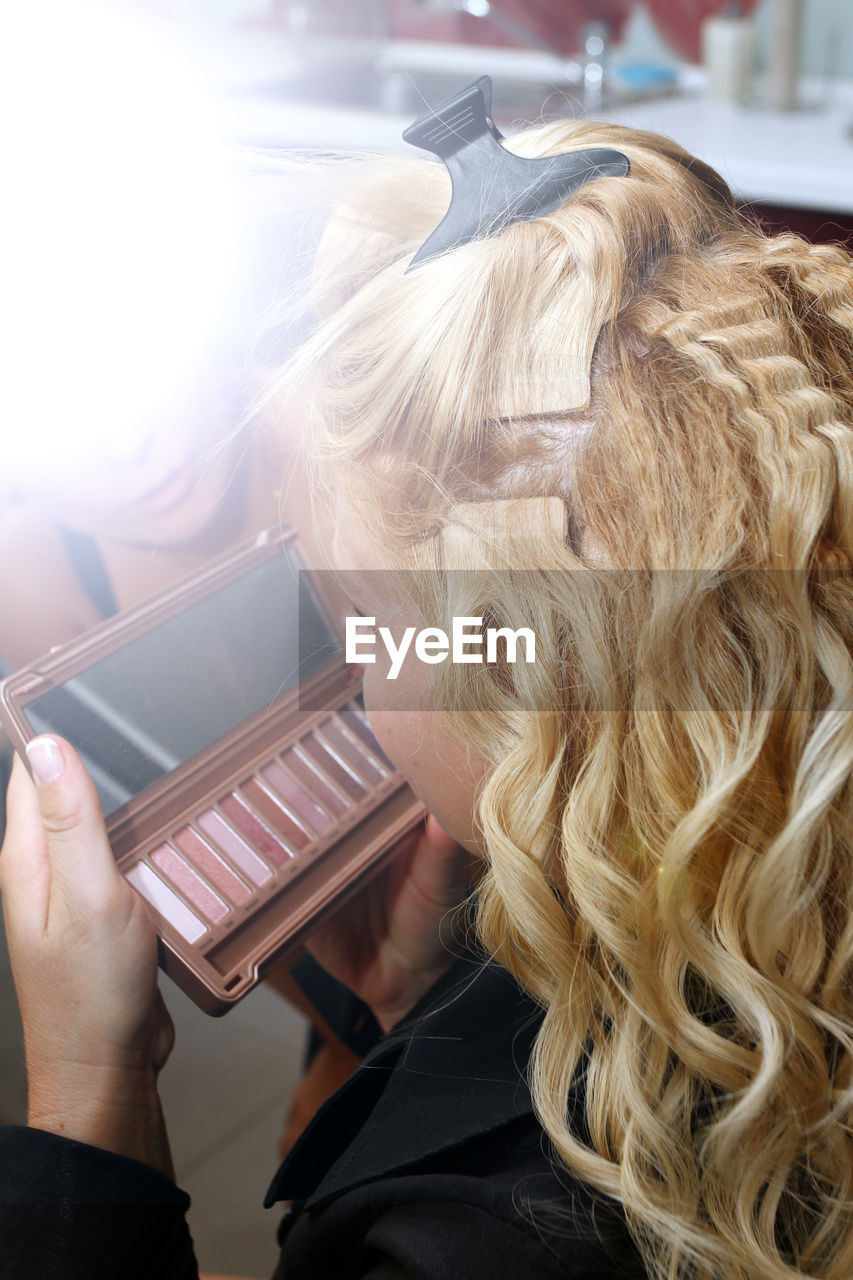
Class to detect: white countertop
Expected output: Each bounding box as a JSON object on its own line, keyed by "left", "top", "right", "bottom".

{"left": 597, "top": 71, "right": 853, "bottom": 215}
{"left": 220, "top": 58, "right": 853, "bottom": 215}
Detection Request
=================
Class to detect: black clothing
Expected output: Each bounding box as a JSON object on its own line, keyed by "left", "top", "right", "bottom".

{"left": 0, "top": 957, "right": 646, "bottom": 1279}
{"left": 289, "top": 949, "right": 383, "bottom": 1064}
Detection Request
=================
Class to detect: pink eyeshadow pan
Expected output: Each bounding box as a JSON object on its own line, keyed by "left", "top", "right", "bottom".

{"left": 339, "top": 704, "right": 393, "bottom": 768}
{"left": 173, "top": 826, "right": 252, "bottom": 905}
{"left": 281, "top": 748, "right": 348, "bottom": 817}
{"left": 126, "top": 862, "right": 206, "bottom": 943}
{"left": 240, "top": 778, "right": 310, "bottom": 851}
{"left": 197, "top": 808, "right": 273, "bottom": 886}
{"left": 151, "top": 845, "right": 228, "bottom": 924}
{"left": 261, "top": 761, "right": 334, "bottom": 835}
{"left": 301, "top": 734, "right": 368, "bottom": 801}
{"left": 219, "top": 792, "right": 292, "bottom": 868}
{"left": 321, "top": 719, "right": 384, "bottom": 786}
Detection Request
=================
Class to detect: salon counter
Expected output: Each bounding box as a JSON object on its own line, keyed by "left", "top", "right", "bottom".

{"left": 224, "top": 63, "right": 853, "bottom": 217}
{"left": 596, "top": 70, "right": 853, "bottom": 218}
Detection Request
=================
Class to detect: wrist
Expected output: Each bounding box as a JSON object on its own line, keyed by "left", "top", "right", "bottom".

{"left": 371, "top": 956, "right": 456, "bottom": 1033}
{"left": 27, "top": 1061, "right": 174, "bottom": 1180}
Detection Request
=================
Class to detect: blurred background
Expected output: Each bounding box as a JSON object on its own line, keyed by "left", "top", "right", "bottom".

{"left": 0, "top": 1, "right": 851, "bottom": 1274}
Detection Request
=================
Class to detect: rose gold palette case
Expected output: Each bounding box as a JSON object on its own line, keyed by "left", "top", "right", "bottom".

{"left": 0, "top": 527, "right": 424, "bottom": 1014}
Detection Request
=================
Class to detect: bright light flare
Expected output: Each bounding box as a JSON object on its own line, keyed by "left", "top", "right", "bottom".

{"left": 1, "top": 1, "right": 244, "bottom": 489}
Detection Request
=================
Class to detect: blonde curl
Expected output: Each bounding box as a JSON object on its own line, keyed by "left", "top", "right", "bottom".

{"left": 280, "top": 119, "right": 853, "bottom": 1279}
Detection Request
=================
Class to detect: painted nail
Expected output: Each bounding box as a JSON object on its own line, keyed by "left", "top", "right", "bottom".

{"left": 26, "top": 737, "right": 65, "bottom": 785}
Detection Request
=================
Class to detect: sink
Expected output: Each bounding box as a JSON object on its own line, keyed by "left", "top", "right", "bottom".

{"left": 230, "top": 37, "right": 678, "bottom": 122}
{"left": 373, "top": 40, "right": 586, "bottom": 118}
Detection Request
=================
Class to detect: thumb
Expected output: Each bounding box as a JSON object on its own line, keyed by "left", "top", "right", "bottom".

{"left": 0, "top": 751, "right": 50, "bottom": 925}
{"left": 410, "top": 813, "right": 472, "bottom": 909}
{"left": 22, "top": 735, "right": 122, "bottom": 905}
{"left": 423, "top": 813, "right": 467, "bottom": 865}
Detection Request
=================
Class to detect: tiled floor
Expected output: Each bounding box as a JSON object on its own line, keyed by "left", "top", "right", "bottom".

{"left": 0, "top": 916, "right": 309, "bottom": 1278}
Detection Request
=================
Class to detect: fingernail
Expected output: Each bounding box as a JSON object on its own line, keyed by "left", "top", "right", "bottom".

{"left": 26, "top": 737, "right": 65, "bottom": 785}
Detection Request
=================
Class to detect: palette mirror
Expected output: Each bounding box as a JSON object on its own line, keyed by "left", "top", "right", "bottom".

{"left": 19, "top": 549, "right": 337, "bottom": 817}
{"left": 0, "top": 528, "right": 424, "bottom": 1013}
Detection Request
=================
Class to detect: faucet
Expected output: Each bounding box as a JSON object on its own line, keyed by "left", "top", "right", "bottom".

{"left": 430, "top": 0, "right": 577, "bottom": 61}
{"left": 412, "top": 0, "right": 610, "bottom": 107}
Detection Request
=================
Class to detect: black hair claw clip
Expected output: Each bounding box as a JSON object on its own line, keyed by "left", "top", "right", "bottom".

{"left": 402, "top": 75, "right": 630, "bottom": 268}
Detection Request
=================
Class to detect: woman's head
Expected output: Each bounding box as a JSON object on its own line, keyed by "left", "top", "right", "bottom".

{"left": 288, "top": 118, "right": 853, "bottom": 1279}
{"left": 307, "top": 117, "right": 850, "bottom": 567}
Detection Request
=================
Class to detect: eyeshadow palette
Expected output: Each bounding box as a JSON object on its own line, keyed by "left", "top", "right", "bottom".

{"left": 0, "top": 527, "right": 424, "bottom": 1014}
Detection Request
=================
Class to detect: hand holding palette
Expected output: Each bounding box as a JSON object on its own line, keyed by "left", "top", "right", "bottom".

{"left": 0, "top": 528, "right": 424, "bottom": 1014}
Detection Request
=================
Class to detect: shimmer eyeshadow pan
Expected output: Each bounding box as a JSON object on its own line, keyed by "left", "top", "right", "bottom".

{"left": 197, "top": 809, "right": 273, "bottom": 887}
{"left": 151, "top": 844, "right": 229, "bottom": 924}
{"left": 219, "top": 793, "right": 293, "bottom": 867}
{"left": 261, "top": 760, "right": 334, "bottom": 835}
{"left": 281, "top": 748, "right": 349, "bottom": 818}
{"left": 319, "top": 720, "right": 385, "bottom": 786}
{"left": 338, "top": 705, "right": 394, "bottom": 769}
{"left": 173, "top": 826, "right": 252, "bottom": 905}
{"left": 240, "top": 777, "right": 311, "bottom": 851}
{"left": 126, "top": 862, "right": 206, "bottom": 943}
{"left": 300, "top": 734, "right": 369, "bottom": 801}
{"left": 0, "top": 526, "right": 424, "bottom": 1014}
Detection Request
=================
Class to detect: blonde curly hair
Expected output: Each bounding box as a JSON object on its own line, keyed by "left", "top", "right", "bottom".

{"left": 285, "top": 119, "right": 853, "bottom": 1279}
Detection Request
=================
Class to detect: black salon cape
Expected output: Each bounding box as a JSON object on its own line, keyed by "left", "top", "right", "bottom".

{"left": 0, "top": 958, "right": 646, "bottom": 1279}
